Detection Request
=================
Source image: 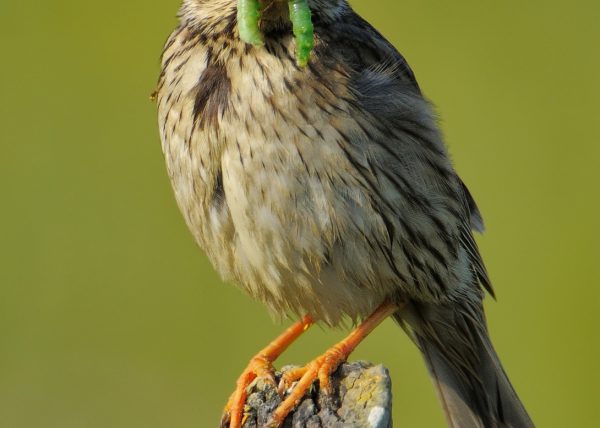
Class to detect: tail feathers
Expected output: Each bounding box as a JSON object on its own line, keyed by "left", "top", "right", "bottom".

{"left": 395, "top": 302, "right": 534, "bottom": 428}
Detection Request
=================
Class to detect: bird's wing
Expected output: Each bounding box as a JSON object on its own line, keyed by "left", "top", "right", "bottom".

{"left": 316, "top": 9, "right": 493, "bottom": 299}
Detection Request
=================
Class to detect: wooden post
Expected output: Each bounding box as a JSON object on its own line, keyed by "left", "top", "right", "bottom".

{"left": 239, "top": 361, "right": 392, "bottom": 428}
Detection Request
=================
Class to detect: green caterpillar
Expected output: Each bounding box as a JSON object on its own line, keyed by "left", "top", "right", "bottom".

{"left": 288, "top": 0, "right": 314, "bottom": 67}
{"left": 237, "top": 0, "right": 315, "bottom": 67}
{"left": 237, "top": 0, "right": 264, "bottom": 47}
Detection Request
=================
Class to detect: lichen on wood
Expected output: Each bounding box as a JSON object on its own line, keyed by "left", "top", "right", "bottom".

{"left": 238, "top": 361, "right": 392, "bottom": 428}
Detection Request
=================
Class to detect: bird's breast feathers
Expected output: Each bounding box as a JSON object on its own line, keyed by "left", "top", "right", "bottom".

{"left": 157, "top": 16, "right": 480, "bottom": 324}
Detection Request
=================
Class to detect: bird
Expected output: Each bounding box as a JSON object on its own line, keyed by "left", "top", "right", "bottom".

{"left": 155, "top": 0, "right": 534, "bottom": 427}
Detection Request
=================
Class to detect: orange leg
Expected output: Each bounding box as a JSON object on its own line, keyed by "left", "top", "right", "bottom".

{"left": 270, "top": 301, "right": 401, "bottom": 427}
{"left": 221, "top": 315, "right": 314, "bottom": 428}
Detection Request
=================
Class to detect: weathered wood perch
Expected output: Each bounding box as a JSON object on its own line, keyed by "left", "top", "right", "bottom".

{"left": 238, "top": 361, "right": 392, "bottom": 428}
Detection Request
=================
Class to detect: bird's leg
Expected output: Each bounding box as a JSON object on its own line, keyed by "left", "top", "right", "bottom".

{"left": 270, "top": 301, "right": 400, "bottom": 427}
{"left": 221, "top": 314, "right": 314, "bottom": 428}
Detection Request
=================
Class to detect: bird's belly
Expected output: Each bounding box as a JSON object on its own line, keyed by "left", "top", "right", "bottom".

{"left": 159, "top": 41, "right": 468, "bottom": 324}
{"left": 213, "top": 127, "right": 396, "bottom": 325}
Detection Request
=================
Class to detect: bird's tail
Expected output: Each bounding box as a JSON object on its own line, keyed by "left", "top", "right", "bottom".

{"left": 394, "top": 300, "right": 534, "bottom": 428}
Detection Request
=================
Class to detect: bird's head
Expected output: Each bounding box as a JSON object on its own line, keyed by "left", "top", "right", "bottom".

{"left": 257, "top": 0, "right": 347, "bottom": 22}
{"left": 181, "top": 0, "right": 349, "bottom": 65}
{"left": 182, "top": 0, "right": 348, "bottom": 27}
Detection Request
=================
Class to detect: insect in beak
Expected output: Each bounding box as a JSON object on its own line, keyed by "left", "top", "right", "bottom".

{"left": 237, "top": 0, "right": 315, "bottom": 67}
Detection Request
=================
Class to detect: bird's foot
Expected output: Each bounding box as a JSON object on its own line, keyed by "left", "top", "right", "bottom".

{"left": 220, "top": 315, "right": 313, "bottom": 428}
{"left": 265, "top": 345, "right": 347, "bottom": 427}
{"left": 265, "top": 301, "right": 401, "bottom": 427}
{"left": 220, "top": 354, "right": 276, "bottom": 428}
{"left": 279, "top": 345, "right": 351, "bottom": 395}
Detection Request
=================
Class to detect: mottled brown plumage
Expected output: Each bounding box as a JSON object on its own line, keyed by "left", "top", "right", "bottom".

{"left": 156, "top": 1, "right": 534, "bottom": 426}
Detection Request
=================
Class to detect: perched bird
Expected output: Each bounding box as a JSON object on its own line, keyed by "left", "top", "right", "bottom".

{"left": 156, "top": 0, "right": 534, "bottom": 427}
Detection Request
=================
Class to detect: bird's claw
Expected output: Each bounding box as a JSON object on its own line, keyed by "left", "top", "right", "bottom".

{"left": 221, "top": 355, "right": 277, "bottom": 428}
{"left": 267, "top": 348, "right": 347, "bottom": 426}
{"left": 277, "top": 366, "right": 308, "bottom": 394}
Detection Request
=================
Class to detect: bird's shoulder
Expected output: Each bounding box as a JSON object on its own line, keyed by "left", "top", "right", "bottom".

{"left": 313, "top": 10, "right": 493, "bottom": 297}
{"left": 315, "top": 10, "right": 420, "bottom": 92}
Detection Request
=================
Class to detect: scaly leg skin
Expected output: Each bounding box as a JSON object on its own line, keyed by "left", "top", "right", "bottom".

{"left": 221, "top": 315, "right": 314, "bottom": 428}
{"left": 268, "top": 301, "right": 401, "bottom": 428}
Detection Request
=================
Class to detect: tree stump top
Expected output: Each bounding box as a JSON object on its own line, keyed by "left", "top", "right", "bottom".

{"left": 240, "top": 361, "right": 392, "bottom": 428}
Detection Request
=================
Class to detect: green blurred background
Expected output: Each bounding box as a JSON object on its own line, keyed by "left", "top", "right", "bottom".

{"left": 1, "top": 0, "right": 598, "bottom": 426}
